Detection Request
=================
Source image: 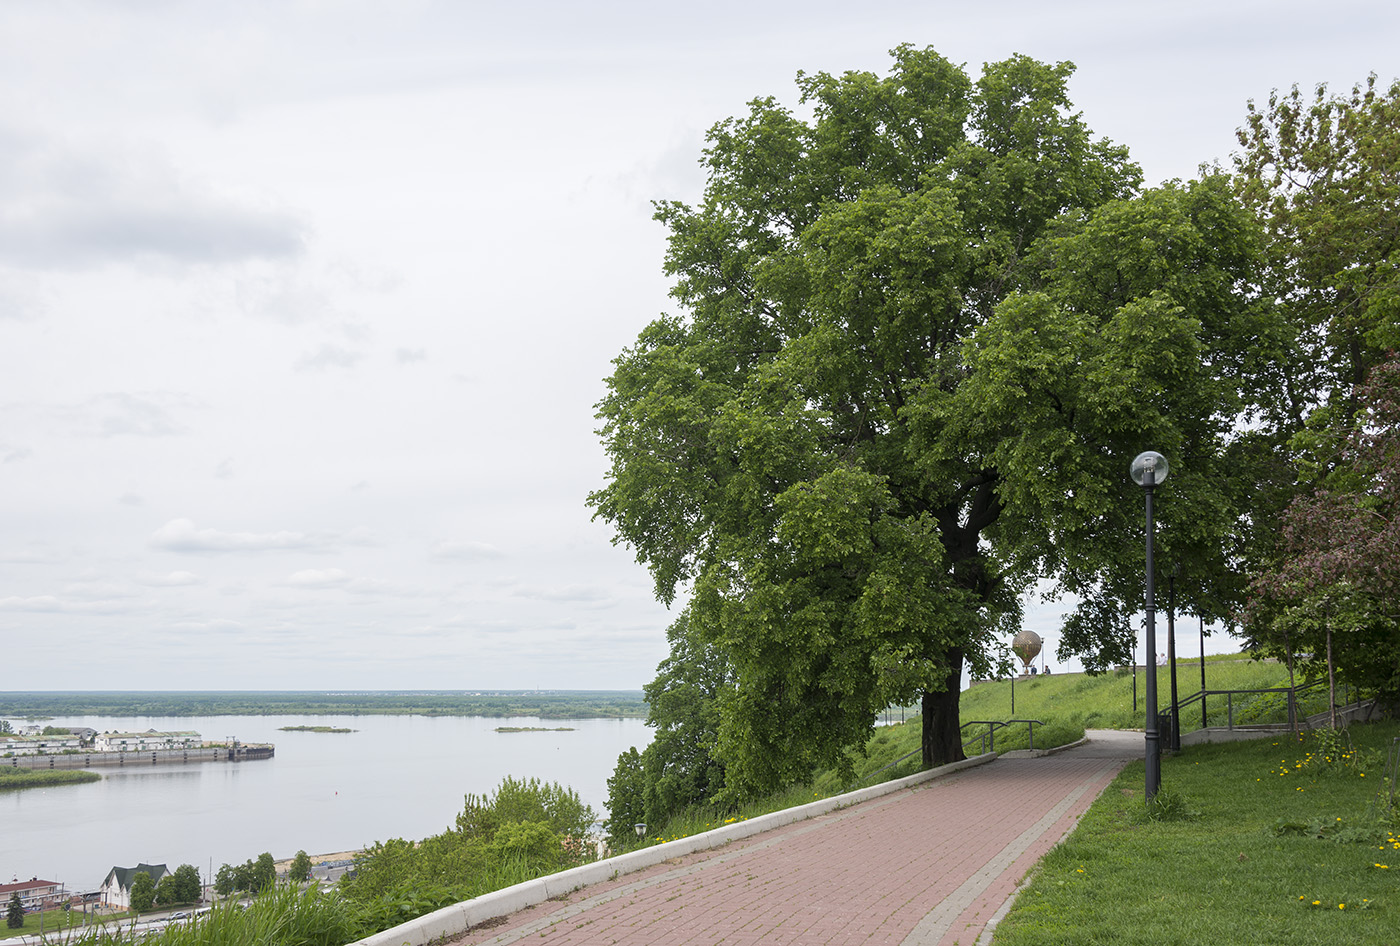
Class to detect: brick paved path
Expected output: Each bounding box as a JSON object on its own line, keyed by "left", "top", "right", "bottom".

{"left": 445, "top": 747, "right": 1131, "bottom": 946}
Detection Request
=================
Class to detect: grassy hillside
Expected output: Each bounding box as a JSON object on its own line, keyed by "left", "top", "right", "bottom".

{"left": 961, "top": 654, "right": 1303, "bottom": 736}
{"left": 816, "top": 654, "right": 1306, "bottom": 793}
{"left": 634, "top": 654, "right": 1326, "bottom": 849}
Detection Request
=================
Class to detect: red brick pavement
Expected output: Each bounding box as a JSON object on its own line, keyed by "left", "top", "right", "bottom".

{"left": 445, "top": 754, "right": 1126, "bottom": 946}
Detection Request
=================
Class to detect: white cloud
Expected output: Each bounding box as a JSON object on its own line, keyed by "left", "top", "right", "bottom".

{"left": 139, "top": 570, "right": 201, "bottom": 586}
{"left": 394, "top": 347, "right": 426, "bottom": 364}
{"left": 287, "top": 568, "right": 350, "bottom": 588}
{"left": 65, "top": 391, "right": 192, "bottom": 438}
{"left": 151, "top": 518, "right": 334, "bottom": 552}
{"left": 0, "top": 595, "right": 63, "bottom": 612}
{"left": 295, "top": 344, "right": 363, "bottom": 371}
{"left": 0, "top": 125, "right": 304, "bottom": 269}
{"left": 235, "top": 270, "right": 335, "bottom": 325}
{"left": 0, "top": 442, "right": 31, "bottom": 462}
{"left": 510, "top": 584, "right": 616, "bottom": 607}
{"left": 166, "top": 619, "right": 245, "bottom": 634}
{"left": 0, "top": 594, "right": 137, "bottom": 614}
{"left": 431, "top": 540, "right": 502, "bottom": 560}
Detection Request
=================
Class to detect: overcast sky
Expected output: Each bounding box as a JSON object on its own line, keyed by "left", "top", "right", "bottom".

{"left": 1, "top": 1, "right": 1394, "bottom": 692}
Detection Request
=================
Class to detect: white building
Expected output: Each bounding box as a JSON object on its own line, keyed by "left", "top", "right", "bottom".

{"left": 0, "top": 734, "right": 84, "bottom": 756}
{"left": 94, "top": 731, "right": 202, "bottom": 752}
{"left": 99, "top": 864, "right": 167, "bottom": 910}
{"left": 0, "top": 878, "right": 65, "bottom": 910}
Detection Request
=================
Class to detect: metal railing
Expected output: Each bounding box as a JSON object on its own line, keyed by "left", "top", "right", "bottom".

{"left": 1173, "top": 678, "right": 1332, "bottom": 733}
{"left": 959, "top": 718, "right": 1045, "bottom": 755}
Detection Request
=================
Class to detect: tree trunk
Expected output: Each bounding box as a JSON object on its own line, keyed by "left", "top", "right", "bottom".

{"left": 921, "top": 651, "right": 967, "bottom": 767}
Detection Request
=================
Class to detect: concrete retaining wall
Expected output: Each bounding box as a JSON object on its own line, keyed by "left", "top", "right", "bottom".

{"left": 3, "top": 745, "right": 274, "bottom": 769}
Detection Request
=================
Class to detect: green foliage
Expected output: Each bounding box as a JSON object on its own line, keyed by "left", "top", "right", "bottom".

{"left": 604, "top": 747, "right": 647, "bottom": 849}
{"left": 456, "top": 776, "right": 594, "bottom": 844}
{"left": 103, "top": 885, "right": 357, "bottom": 946}
{"left": 605, "top": 612, "right": 732, "bottom": 847}
{"left": 129, "top": 872, "right": 155, "bottom": 914}
{"left": 252, "top": 853, "right": 275, "bottom": 892}
{"left": 1139, "top": 787, "right": 1200, "bottom": 823}
{"left": 338, "top": 775, "right": 596, "bottom": 923}
{"left": 212, "top": 865, "right": 234, "bottom": 898}
{"left": 5, "top": 893, "right": 21, "bottom": 930}
{"left": 593, "top": 44, "right": 1273, "bottom": 806}
{"left": 171, "top": 865, "right": 201, "bottom": 904}
{"left": 154, "top": 876, "right": 180, "bottom": 907}
{"left": 1235, "top": 75, "right": 1400, "bottom": 427}
{"left": 288, "top": 851, "right": 312, "bottom": 884}
{"left": 489, "top": 821, "right": 562, "bottom": 872}
{"left": 0, "top": 768, "right": 100, "bottom": 790}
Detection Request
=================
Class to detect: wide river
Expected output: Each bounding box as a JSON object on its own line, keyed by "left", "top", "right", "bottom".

{"left": 2, "top": 714, "right": 653, "bottom": 893}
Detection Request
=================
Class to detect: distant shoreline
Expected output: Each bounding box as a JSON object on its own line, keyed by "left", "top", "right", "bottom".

{"left": 0, "top": 690, "right": 648, "bottom": 720}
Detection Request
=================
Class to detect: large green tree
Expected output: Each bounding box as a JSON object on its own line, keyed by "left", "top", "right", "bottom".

{"left": 129, "top": 872, "right": 155, "bottom": 914}
{"left": 1233, "top": 75, "right": 1400, "bottom": 696}
{"left": 593, "top": 46, "right": 1263, "bottom": 799}
{"left": 1235, "top": 75, "right": 1400, "bottom": 433}
{"left": 171, "top": 864, "right": 202, "bottom": 904}
{"left": 288, "top": 851, "right": 313, "bottom": 884}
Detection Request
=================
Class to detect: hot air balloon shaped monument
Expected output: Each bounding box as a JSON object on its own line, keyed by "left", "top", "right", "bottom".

{"left": 1012, "top": 630, "right": 1042, "bottom": 677}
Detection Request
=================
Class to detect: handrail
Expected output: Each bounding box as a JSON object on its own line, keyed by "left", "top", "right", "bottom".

{"left": 1171, "top": 678, "right": 1340, "bottom": 733}
{"left": 959, "top": 718, "right": 1044, "bottom": 755}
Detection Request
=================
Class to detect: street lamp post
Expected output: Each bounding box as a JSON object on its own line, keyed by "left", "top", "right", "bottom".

{"left": 1130, "top": 450, "right": 1169, "bottom": 800}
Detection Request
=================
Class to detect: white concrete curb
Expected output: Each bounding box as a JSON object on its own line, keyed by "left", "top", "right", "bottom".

{"left": 347, "top": 752, "right": 996, "bottom": 946}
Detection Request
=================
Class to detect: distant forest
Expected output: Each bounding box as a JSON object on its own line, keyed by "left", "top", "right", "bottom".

{"left": 0, "top": 690, "right": 647, "bottom": 719}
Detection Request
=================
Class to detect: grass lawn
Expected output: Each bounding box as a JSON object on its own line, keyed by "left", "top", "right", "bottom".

{"left": 961, "top": 656, "right": 1299, "bottom": 739}
{"left": 0, "top": 768, "right": 101, "bottom": 790}
{"left": 993, "top": 720, "right": 1400, "bottom": 945}
{"left": 0, "top": 909, "right": 110, "bottom": 940}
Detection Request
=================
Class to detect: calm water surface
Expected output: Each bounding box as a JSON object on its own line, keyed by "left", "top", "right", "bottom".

{"left": 2, "top": 714, "right": 652, "bottom": 892}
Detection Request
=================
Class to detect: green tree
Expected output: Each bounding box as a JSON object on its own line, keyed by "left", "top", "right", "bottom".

{"left": 592, "top": 46, "right": 1262, "bottom": 798}
{"left": 288, "top": 850, "right": 313, "bottom": 884}
{"left": 456, "top": 776, "right": 595, "bottom": 850}
{"left": 339, "top": 776, "right": 596, "bottom": 909}
{"left": 1231, "top": 73, "right": 1400, "bottom": 706}
{"left": 213, "top": 864, "right": 235, "bottom": 898}
{"left": 154, "top": 875, "right": 180, "bottom": 907}
{"left": 6, "top": 892, "right": 22, "bottom": 929}
{"left": 606, "top": 610, "right": 731, "bottom": 844}
{"left": 605, "top": 747, "right": 647, "bottom": 848}
{"left": 489, "top": 821, "right": 563, "bottom": 873}
{"left": 1244, "top": 356, "right": 1400, "bottom": 714}
{"left": 1234, "top": 75, "right": 1400, "bottom": 434}
{"left": 171, "top": 864, "right": 202, "bottom": 904}
{"left": 129, "top": 871, "right": 155, "bottom": 913}
{"left": 253, "top": 852, "right": 276, "bottom": 891}
{"left": 232, "top": 860, "right": 255, "bottom": 893}
{"left": 0, "top": 720, "right": 11, "bottom": 734}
